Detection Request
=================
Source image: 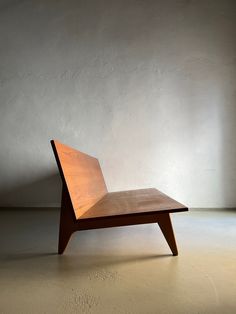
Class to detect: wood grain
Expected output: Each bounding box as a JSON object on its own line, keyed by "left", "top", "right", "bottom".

{"left": 80, "top": 188, "right": 187, "bottom": 219}
{"left": 51, "top": 140, "right": 108, "bottom": 219}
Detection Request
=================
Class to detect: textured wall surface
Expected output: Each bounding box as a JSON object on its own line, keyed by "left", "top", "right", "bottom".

{"left": 0, "top": 0, "right": 235, "bottom": 207}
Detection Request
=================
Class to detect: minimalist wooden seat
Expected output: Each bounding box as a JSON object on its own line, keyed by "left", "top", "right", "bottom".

{"left": 51, "top": 140, "right": 188, "bottom": 255}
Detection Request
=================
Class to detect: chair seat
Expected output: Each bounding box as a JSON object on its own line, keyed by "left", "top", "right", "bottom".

{"left": 79, "top": 188, "right": 187, "bottom": 220}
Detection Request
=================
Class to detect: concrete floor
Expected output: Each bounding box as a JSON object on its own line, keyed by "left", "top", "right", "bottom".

{"left": 0, "top": 208, "right": 235, "bottom": 314}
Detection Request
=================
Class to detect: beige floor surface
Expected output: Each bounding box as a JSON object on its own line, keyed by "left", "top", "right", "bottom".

{"left": 0, "top": 208, "right": 235, "bottom": 314}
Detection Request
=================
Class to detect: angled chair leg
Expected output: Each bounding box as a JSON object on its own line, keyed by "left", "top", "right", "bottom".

{"left": 58, "top": 185, "right": 76, "bottom": 254}
{"left": 58, "top": 224, "right": 73, "bottom": 255}
{"left": 157, "top": 213, "right": 178, "bottom": 256}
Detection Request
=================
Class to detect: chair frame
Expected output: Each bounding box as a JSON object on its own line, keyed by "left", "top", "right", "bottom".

{"left": 51, "top": 140, "right": 188, "bottom": 255}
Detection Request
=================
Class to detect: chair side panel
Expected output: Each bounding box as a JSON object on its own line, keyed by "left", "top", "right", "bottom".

{"left": 51, "top": 140, "right": 108, "bottom": 219}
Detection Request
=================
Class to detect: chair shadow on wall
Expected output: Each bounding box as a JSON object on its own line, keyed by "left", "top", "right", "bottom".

{"left": 0, "top": 172, "right": 62, "bottom": 207}
{"left": 0, "top": 172, "right": 62, "bottom": 259}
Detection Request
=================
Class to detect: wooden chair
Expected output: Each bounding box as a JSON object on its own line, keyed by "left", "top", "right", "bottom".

{"left": 51, "top": 140, "right": 188, "bottom": 255}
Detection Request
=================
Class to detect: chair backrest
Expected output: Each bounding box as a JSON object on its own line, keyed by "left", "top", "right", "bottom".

{"left": 51, "top": 140, "right": 108, "bottom": 219}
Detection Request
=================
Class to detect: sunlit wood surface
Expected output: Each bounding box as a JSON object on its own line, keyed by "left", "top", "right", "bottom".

{"left": 80, "top": 188, "right": 187, "bottom": 219}
{"left": 51, "top": 140, "right": 108, "bottom": 219}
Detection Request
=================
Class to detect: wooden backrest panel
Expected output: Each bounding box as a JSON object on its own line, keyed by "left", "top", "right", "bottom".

{"left": 51, "top": 140, "right": 108, "bottom": 219}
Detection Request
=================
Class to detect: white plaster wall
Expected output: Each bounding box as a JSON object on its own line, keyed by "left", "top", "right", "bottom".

{"left": 0, "top": 0, "right": 235, "bottom": 207}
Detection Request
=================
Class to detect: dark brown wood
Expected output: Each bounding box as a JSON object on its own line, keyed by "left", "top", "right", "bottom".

{"left": 51, "top": 140, "right": 188, "bottom": 255}
{"left": 157, "top": 214, "right": 178, "bottom": 256}
{"left": 58, "top": 185, "right": 77, "bottom": 254}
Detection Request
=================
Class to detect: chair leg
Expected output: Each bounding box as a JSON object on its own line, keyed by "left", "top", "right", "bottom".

{"left": 157, "top": 213, "right": 178, "bottom": 256}
{"left": 58, "top": 224, "right": 73, "bottom": 254}
{"left": 58, "top": 185, "right": 76, "bottom": 254}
